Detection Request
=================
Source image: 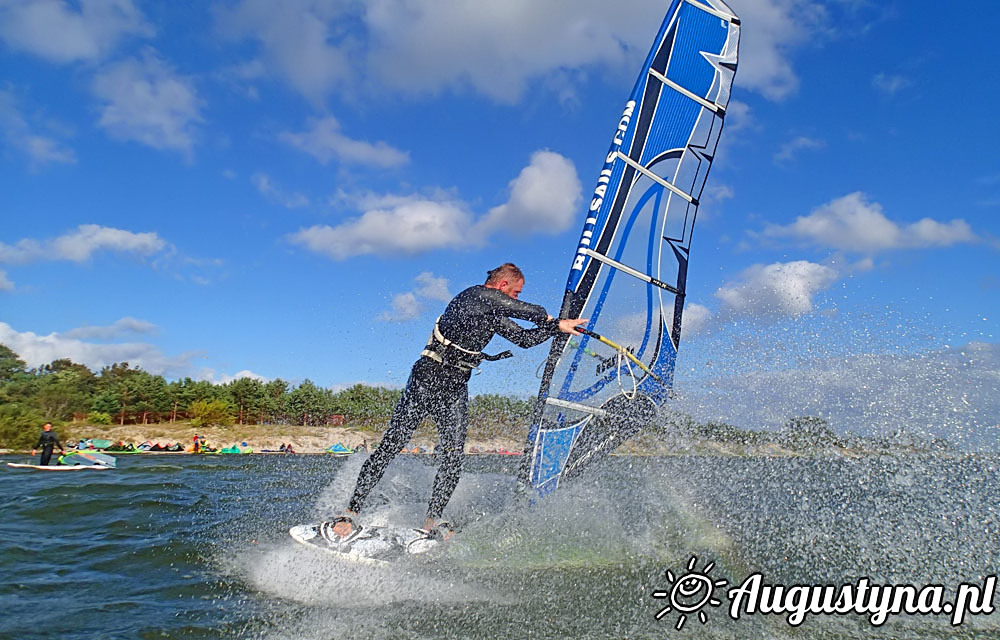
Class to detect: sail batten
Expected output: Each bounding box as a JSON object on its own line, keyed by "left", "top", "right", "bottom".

{"left": 581, "top": 248, "right": 681, "bottom": 295}
{"left": 648, "top": 67, "right": 723, "bottom": 113}
{"left": 615, "top": 151, "right": 698, "bottom": 204}
{"left": 519, "top": 0, "right": 740, "bottom": 498}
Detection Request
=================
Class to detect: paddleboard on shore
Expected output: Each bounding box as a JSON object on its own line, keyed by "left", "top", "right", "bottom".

{"left": 7, "top": 462, "right": 111, "bottom": 471}
{"left": 289, "top": 521, "right": 442, "bottom": 564}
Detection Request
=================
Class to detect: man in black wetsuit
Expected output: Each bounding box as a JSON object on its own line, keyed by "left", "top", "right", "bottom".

{"left": 332, "top": 263, "right": 586, "bottom": 538}
{"left": 31, "top": 423, "right": 65, "bottom": 466}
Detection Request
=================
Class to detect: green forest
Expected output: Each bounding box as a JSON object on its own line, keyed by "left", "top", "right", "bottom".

{"left": 1, "top": 344, "right": 949, "bottom": 455}
{"left": 0, "top": 344, "right": 532, "bottom": 449}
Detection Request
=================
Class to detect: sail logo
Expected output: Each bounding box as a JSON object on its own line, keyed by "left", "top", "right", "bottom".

{"left": 572, "top": 100, "right": 636, "bottom": 272}
{"left": 595, "top": 345, "right": 637, "bottom": 376}
{"left": 652, "top": 556, "right": 998, "bottom": 630}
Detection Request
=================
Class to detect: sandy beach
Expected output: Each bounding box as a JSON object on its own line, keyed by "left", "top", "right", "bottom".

{"left": 32, "top": 422, "right": 526, "bottom": 455}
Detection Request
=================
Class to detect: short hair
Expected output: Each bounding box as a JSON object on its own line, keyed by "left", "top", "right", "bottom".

{"left": 485, "top": 263, "right": 524, "bottom": 285}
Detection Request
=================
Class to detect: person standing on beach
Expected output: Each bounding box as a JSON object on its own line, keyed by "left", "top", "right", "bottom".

{"left": 331, "top": 263, "right": 586, "bottom": 539}
{"left": 31, "top": 423, "right": 65, "bottom": 466}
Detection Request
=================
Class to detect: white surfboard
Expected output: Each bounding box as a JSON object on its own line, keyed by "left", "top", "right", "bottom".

{"left": 7, "top": 462, "right": 111, "bottom": 471}
{"left": 289, "top": 521, "right": 441, "bottom": 564}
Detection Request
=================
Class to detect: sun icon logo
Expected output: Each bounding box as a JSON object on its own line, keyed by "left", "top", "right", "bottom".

{"left": 651, "top": 555, "right": 728, "bottom": 630}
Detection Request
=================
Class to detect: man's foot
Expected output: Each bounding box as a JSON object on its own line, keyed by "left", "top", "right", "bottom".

{"left": 330, "top": 511, "right": 358, "bottom": 538}
{"left": 421, "top": 517, "right": 454, "bottom": 541}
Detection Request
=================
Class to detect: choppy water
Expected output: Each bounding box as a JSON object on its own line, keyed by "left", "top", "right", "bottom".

{"left": 2, "top": 452, "right": 998, "bottom": 639}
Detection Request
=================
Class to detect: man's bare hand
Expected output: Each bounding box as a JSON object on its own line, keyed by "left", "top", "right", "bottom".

{"left": 557, "top": 318, "right": 588, "bottom": 336}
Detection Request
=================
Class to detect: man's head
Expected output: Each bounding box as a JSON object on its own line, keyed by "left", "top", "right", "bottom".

{"left": 43, "top": 423, "right": 52, "bottom": 431}
{"left": 485, "top": 263, "right": 524, "bottom": 299}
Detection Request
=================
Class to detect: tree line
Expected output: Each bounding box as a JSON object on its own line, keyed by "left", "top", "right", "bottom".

{"left": 0, "top": 345, "right": 533, "bottom": 448}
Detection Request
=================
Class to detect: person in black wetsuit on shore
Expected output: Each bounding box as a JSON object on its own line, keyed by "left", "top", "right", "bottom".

{"left": 331, "top": 263, "right": 586, "bottom": 539}
{"left": 31, "top": 423, "right": 65, "bottom": 466}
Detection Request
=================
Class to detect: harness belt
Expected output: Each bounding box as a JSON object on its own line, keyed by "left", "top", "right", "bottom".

{"left": 421, "top": 318, "right": 513, "bottom": 373}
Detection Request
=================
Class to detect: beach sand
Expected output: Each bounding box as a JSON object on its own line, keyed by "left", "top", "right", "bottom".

{"left": 53, "top": 422, "right": 525, "bottom": 455}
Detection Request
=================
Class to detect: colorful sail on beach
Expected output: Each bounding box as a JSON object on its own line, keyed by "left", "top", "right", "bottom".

{"left": 520, "top": 0, "right": 741, "bottom": 498}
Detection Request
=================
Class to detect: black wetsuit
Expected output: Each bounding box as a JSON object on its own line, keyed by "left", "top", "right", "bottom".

{"left": 347, "top": 285, "right": 558, "bottom": 519}
{"left": 35, "top": 430, "right": 63, "bottom": 466}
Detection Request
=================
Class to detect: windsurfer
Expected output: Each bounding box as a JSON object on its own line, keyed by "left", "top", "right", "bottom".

{"left": 332, "top": 263, "right": 586, "bottom": 539}
{"left": 31, "top": 423, "right": 65, "bottom": 466}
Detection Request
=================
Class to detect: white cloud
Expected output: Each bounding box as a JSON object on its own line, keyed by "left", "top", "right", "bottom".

{"left": 0, "top": 89, "right": 76, "bottom": 168}
{"left": 291, "top": 151, "right": 581, "bottom": 260}
{"left": 206, "top": 369, "right": 271, "bottom": 384}
{"left": 290, "top": 192, "right": 474, "bottom": 259}
{"left": 681, "top": 302, "right": 713, "bottom": 338}
{"left": 213, "top": 0, "right": 354, "bottom": 105}
{"left": 92, "top": 50, "right": 203, "bottom": 155}
{"left": 213, "top": 0, "right": 815, "bottom": 105}
{"left": 0, "top": 321, "right": 196, "bottom": 377}
{"left": 279, "top": 116, "right": 409, "bottom": 168}
{"left": 773, "top": 135, "right": 825, "bottom": 164}
{"left": 253, "top": 173, "right": 310, "bottom": 209}
{"left": 365, "top": 0, "right": 641, "bottom": 102}
{"left": 378, "top": 271, "right": 453, "bottom": 322}
{"left": 475, "top": 150, "right": 581, "bottom": 237}
{"left": 414, "top": 271, "right": 451, "bottom": 301}
{"left": 715, "top": 260, "right": 839, "bottom": 319}
{"left": 728, "top": 0, "right": 825, "bottom": 100}
{"left": 377, "top": 292, "right": 424, "bottom": 323}
{"left": 0, "top": 224, "right": 167, "bottom": 264}
{"left": 872, "top": 72, "right": 913, "bottom": 95}
{"left": 0, "top": 269, "right": 13, "bottom": 291}
{"left": 0, "top": 0, "right": 152, "bottom": 64}
{"left": 762, "top": 192, "right": 978, "bottom": 253}
{"left": 62, "top": 316, "right": 158, "bottom": 340}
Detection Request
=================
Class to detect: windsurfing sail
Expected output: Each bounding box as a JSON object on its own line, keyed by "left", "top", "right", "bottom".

{"left": 60, "top": 451, "right": 117, "bottom": 467}
{"left": 519, "top": 0, "right": 740, "bottom": 499}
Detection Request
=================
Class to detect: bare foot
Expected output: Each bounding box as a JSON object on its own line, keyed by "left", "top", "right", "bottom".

{"left": 331, "top": 511, "right": 357, "bottom": 538}
{"left": 423, "top": 517, "right": 454, "bottom": 541}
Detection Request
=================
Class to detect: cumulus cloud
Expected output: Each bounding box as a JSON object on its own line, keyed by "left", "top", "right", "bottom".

{"left": 253, "top": 173, "right": 310, "bottom": 209}
{"left": 92, "top": 49, "right": 203, "bottom": 155}
{"left": 204, "top": 369, "right": 271, "bottom": 384}
{"left": 213, "top": 0, "right": 817, "bottom": 104}
{"left": 0, "top": 224, "right": 167, "bottom": 264}
{"left": 213, "top": 0, "right": 354, "bottom": 104}
{"left": 0, "top": 88, "right": 76, "bottom": 168}
{"left": 0, "top": 321, "right": 196, "bottom": 377}
{"left": 62, "top": 316, "right": 158, "bottom": 340}
{"left": 0, "top": 0, "right": 152, "bottom": 64}
{"left": 728, "top": 0, "right": 825, "bottom": 100}
{"left": 0, "top": 269, "right": 13, "bottom": 292}
{"left": 475, "top": 150, "right": 581, "bottom": 237}
{"left": 762, "top": 192, "right": 978, "bottom": 253}
{"left": 872, "top": 72, "right": 913, "bottom": 95}
{"left": 681, "top": 302, "right": 713, "bottom": 338}
{"left": 378, "top": 271, "right": 452, "bottom": 322}
{"left": 279, "top": 116, "right": 409, "bottom": 168}
{"left": 715, "top": 260, "right": 839, "bottom": 319}
{"left": 377, "top": 292, "right": 424, "bottom": 323}
{"left": 290, "top": 192, "right": 474, "bottom": 259}
{"left": 414, "top": 271, "right": 451, "bottom": 301}
{"left": 773, "top": 135, "right": 824, "bottom": 164}
{"left": 290, "top": 151, "right": 580, "bottom": 260}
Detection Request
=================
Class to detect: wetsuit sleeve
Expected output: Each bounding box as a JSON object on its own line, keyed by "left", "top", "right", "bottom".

{"left": 35, "top": 434, "right": 45, "bottom": 449}
{"left": 484, "top": 288, "right": 550, "bottom": 325}
{"left": 495, "top": 317, "right": 558, "bottom": 348}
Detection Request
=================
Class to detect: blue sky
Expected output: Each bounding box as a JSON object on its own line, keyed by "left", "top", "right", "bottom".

{"left": 1, "top": 1, "right": 997, "bottom": 437}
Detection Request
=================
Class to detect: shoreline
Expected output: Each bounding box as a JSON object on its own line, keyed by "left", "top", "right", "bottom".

{"left": 2, "top": 422, "right": 965, "bottom": 459}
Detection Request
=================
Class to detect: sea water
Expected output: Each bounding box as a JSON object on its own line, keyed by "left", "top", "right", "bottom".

{"left": 1, "top": 452, "right": 998, "bottom": 639}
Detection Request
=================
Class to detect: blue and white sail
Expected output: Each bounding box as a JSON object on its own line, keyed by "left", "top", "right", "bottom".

{"left": 520, "top": 0, "right": 740, "bottom": 498}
